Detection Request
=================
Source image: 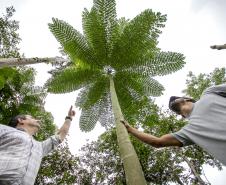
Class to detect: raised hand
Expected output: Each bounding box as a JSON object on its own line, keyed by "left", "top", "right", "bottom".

{"left": 68, "top": 105, "right": 76, "bottom": 118}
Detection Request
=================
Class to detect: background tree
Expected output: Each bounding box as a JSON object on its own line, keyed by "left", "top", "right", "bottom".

{"left": 76, "top": 106, "right": 221, "bottom": 185}
{"left": 0, "top": 7, "right": 78, "bottom": 184}
{"left": 0, "top": 6, "right": 20, "bottom": 58}
{"left": 0, "top": 65, "right": 79, "bottom": 185}
{"left": 0, "top": 6, "right": 20, "bottom": 89}
{"left": 46, "top": 0, "right": 185, "bottom": 184}
{"left": 0, "top": 6, "right": 66, "bottom": 68}
{"left": 183, "top": 67, "right": 226, "bottom": 100}
{"left": 75, "top": 68, "right": 226, "bottom": 184}
{"left": 35, "top": 141, "right": 82, "bottom": 185}
{"left": 0, "top": 7, "right": 52, "bottom": 134}
{"left": 0, "top": 7, "right": 46, "bottom": 125}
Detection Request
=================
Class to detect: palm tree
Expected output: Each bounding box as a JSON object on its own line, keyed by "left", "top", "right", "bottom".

{"left": 46, "top": 0, "right": 185, "bottom": 184}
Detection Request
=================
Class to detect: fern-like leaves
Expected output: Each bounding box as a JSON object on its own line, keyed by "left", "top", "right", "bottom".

{"left": 47, "top": 1, "right": 185, "bottom": 132}
{"left": 123, "top": 51, "right": 185, "bottom": 76}
{"left": 76, "top": 85, "right": 113, "bottom": 132}
{"left": 46, "top": 67, "right": 101, "bottom": 93}
{"left": 49, "top": 18, "right": 99, "bottom": 67}
{"left": 82, "top": 0, "right": 117, "bottom": 65}
{"left": 110, "top": 9, "right": 167, "bottom": 70}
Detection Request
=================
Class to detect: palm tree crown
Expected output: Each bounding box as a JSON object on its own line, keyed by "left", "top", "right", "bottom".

{"left": 46, "top": 0, "right": 185, "bottom": 132}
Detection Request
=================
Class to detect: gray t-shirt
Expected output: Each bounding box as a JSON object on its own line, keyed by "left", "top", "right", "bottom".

{"left": 172, "top": 84, "right": 226, "bottom": 165}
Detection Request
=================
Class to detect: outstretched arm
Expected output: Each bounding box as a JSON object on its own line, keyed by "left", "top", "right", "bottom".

{"left": 58, "top": 105, "right": 76, "bottom": 141}
{"left": 42, "top": 106, "right": 76, "bottom": 156}
{"left": 121, "top": 120, "right": 182, "bottom": 148}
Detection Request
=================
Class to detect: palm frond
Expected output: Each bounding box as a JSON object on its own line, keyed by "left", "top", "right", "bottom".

{"left": 115, "top": 18, "right": 129, "bottom": 36}
{"left": 82, "top": 0, "right": 117, "bottom": 64}
{"left": 115, "top": 72, "right": 144, "bottom": 100}
{"left": 49, "top": 18, "right": 99, "bottom": 67}
{"left": 79, "top": 102, "right": 100, "bottom": 132}
{"left": 46, "top": 67, "right": 101, "bottom": 93}
{"left": 123, "top": 52, "right": 185, "bottom": 76}
{"left": 98, "top": 92, "right": 114, "bottom": 129}
{"left": 140, "top": 77, "right": 164, "bottom": 96}
{"left": 149, "top": 52, "right": 185, "bottom": 76}
{"left": 82, "top": 8, "right": 107, "bottom": 64}
{"left": 115, "top": 71, "right": 164, "bottom": 97}
{"left": 75, "top": 75, "right": 109, "bottom": 108}
{"left": 94, "top": 0, "right": 117, "bottom": 57}
{"left": 110, "top": 9, "right": 166, "bottom": 69}
{"left": 77, "top": 85, "right": 113, "bottom": 131}
{"left": 47, "top": 1, "right": 186, "bottom": 133}
{"left": 115, "top": 84, "right": 144, "bottom": 121}
{"left": 75, "top": 85, "right": 90, "bottom": 107}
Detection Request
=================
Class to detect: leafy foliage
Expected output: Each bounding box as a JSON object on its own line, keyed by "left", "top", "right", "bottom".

{"left": 0, "top": 7, "right": 21, "bottom": 90}
{"left": 0, "top": 65, "right": 81, "bottom": 185}
{"left": 0, "top": 67, "right": 46, "bottom": 124}
{"left": 46, "top": 67, "right": 102, "bottom": 93}
{"left": 77, "top": 105, "right": 221, "bottom": 185}
{"left": 74, "top": 68, "right": 226, "bottom": 184}
{"left": 47, "top": 0, "right": 185, "bottom": 132}
{"left": 35, "top": 142, "right": 78, "bottom": 185}
{"left": 0, "top": 6, "right": 21, "bottom": 58}
{"left": 0, "top": 66, "right": 73, "bottom": 185}
{"left": 183, "top": 68, "right": 226, "bottom": 100}
{"left": 0, "top": 7, "right": 81, "bottom": 185}
{"left": 0, "top": 67, "right": 16, "bottom": 89}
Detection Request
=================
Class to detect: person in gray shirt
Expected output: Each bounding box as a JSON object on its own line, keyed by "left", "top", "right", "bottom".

{"left": 121, "top": 84, "right": 226, "bottom": 166}
{"left": 0, "top": 106, "right": 76, "bottom": 185}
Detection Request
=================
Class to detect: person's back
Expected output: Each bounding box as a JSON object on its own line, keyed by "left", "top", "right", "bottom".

{"left": 121, "top": 84, "right": 226, "bottom": 166}
{"left": 172, "top": 85, "right": 226, "bottom": 165}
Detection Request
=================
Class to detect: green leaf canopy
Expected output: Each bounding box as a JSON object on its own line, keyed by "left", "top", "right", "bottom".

{"left": 47, "top": 0, "right": 185, "bottom": 131}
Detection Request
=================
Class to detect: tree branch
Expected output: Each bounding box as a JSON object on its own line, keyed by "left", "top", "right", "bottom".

{"left": 0, "top": 57, "right": 68, "bottom": 68}
{"left": 210, "top": 44, "right": 226, "bottom": 50}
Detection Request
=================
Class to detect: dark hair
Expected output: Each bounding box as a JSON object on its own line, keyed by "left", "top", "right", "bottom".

{"left": 169, "top": 97, "right": 196, "bottom": 115}
{"left": 170, "top": 101, "right": 182, "bottom": 114}
{"left": 8, "top": 115, "right": 27, "bottom": 128}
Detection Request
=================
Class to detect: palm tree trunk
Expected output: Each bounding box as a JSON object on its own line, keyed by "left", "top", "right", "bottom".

{"left": 109, "top": 76, "right": 147, "bottom": 185}
{"left": 0, "top": 57, "right": 67, "bottom": 68}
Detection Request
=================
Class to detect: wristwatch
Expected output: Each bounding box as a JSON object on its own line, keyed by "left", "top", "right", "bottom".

{"left": 65, "top": 116, "right": 72, "bottom": 121}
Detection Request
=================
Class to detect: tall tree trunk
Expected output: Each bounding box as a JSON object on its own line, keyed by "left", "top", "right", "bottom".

{"left": 109, "top": 76, "right": 147, "bottom": 185}
{"left": 210, "top": 44, "right": 226, "bottom": 50}
{"left": 0, "top": 57, "right": 67, "bottom": 68}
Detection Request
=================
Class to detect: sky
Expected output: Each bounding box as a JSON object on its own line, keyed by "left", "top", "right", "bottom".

{"left": 0, "top": 0, "right": 226, "bottom": 184}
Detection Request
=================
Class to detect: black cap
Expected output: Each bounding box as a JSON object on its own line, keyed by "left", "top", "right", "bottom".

{"left": 168, "top": 96, "right": 182, "bottom": 110}
{"left": 169, "top": 96, "right": 196, "bottom": 113}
